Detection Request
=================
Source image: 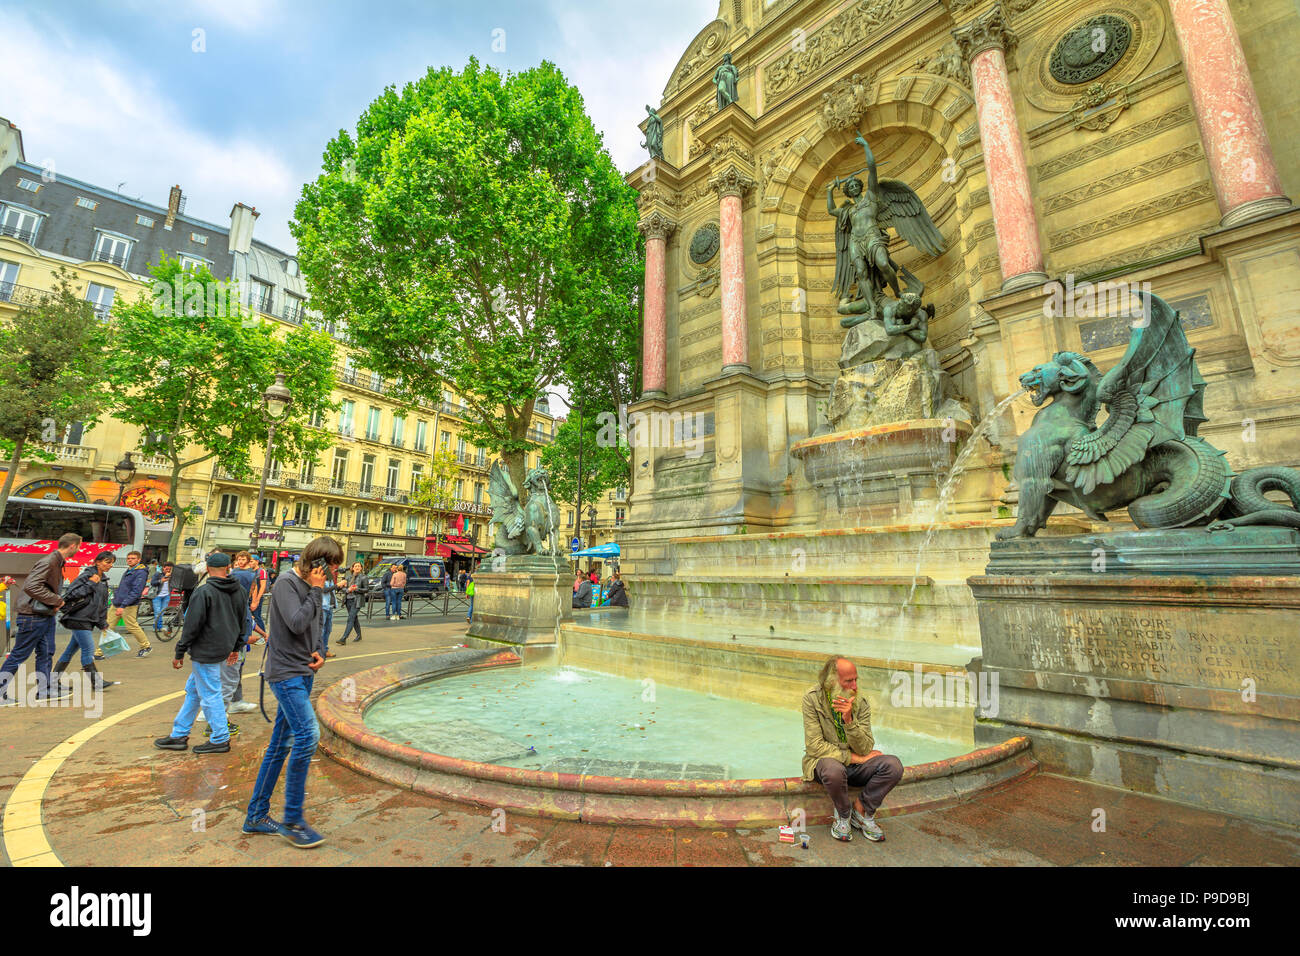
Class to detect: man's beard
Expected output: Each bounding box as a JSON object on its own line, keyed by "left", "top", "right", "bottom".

{"left": 824, "top": 674, "right": 857, "bottom": 701}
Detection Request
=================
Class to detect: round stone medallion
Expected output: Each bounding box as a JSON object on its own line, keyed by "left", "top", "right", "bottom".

{"left": 689, "top": 221, "right": 720, "bottom": 264}
{"left": 1049, "top": 15, "right": 1132, "bottom": 85}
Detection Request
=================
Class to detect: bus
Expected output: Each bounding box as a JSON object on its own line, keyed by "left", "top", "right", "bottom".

{"left": 0, "top": 497, "right": 145, "bottom": 593}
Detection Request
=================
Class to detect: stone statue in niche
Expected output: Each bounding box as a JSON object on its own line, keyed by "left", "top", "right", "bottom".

{"left": 713, "top": 53, "right": 739, "bottom": 110}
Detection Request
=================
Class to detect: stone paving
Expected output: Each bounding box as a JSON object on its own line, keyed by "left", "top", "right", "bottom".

{"left": 2, "top": 616, "right": 1298, "bottom": 867}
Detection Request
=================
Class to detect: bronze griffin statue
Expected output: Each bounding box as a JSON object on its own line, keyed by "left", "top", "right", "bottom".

{"left": 487, "top": 460, "right": 562, "bottom": 555}
{"left": 999, "top": 291, "right": 1300, "bottom": 539}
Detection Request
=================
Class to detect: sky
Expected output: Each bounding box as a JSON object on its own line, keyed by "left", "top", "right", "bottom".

{"left": 1, "top": 0, "right": 718, "bottom": 252}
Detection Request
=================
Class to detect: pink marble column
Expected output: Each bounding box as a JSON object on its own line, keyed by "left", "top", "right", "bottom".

{"left": 637, "top": 212, "right": 676, "bottom": 398}
{"left": 1168, "top": 0, "right": 1291, "bottom": 226}
{"left": 710, "top": 166, "right": 755, "bottom": 373}
{"left": 954, "top": 5, "right": 1047, "bottom": 292}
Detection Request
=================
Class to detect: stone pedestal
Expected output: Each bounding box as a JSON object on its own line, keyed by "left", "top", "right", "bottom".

{"left": 968, "top": 529, "right": 1300, "bottom": 825}
{"left": 466, "top": 554, "right": 571, "bottom": 651}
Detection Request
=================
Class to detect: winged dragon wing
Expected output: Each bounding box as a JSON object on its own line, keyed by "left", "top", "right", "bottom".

{"left": 1064, "top": 292, "right": 1208, "bottom": 494}
{"left": 875, "top": 179, "right": 945, "bottom": 258}
{"left": 487, "top": 461, "right": 524, "bottom": 536}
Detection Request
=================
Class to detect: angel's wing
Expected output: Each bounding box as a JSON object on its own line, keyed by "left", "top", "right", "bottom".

{"left": 831, "top": 204, "right": 854, "bottom": 300}
{"left": 875, "top": 180, "right": 945, "bottom": 258}
{"left": 1065, "top": 292, "right": 1205, "bottom": 494}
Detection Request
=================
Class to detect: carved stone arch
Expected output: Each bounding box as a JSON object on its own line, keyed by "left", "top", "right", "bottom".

{"left": 663, "top": 19, "right": 730, "bottom": 101}
{"left": 756, "top": 76, "right": 992, "bottom": 381}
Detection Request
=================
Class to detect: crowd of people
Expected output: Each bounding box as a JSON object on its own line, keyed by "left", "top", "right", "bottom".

{"left": 571, "top": 568, "right": 628, "bottom": 609}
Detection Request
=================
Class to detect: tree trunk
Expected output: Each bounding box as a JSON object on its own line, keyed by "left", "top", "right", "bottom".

{"left": 164, "top": 461, "right": 185, "bottom": 562}
{"left": 0, "top": 438, "right": 25, "bottom": 520}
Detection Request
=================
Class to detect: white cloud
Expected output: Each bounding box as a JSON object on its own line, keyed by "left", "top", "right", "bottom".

{"left": 1, "top": 12, "right": 299, "bottom": 249}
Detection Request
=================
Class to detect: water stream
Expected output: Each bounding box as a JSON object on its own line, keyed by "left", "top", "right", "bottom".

{"left": 900, "top": 387, "right": 1027, "bottom": 615}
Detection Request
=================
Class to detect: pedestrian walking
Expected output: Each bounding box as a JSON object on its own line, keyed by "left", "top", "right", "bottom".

{"left": 226, "top": 552, "right": 262, "bottom": 715}
{"left": 242, "top": 536, "right": 343, "bottom": 848}
{"left": 0, "top": 533, "right": 82, "bottom": 704}
{"left": 110, "top": 550, "right": 152, "bottom": 658}
{"left": 337, "top": 562, "right": 366, "bottom": 645}
{"left": 154, "top": 552, "right": 250, "bottom": 755}
{"left": 52, "top": 551, "right": 119, "bottom": 691}
{"left": 387, "top": 563, "right": 407, "bottom": 620}
{"left": 321, "top": 569, "right": 338, "bottom": 658}
{"left": 465, "top": 573, "right": 475, "bottom": 624}
{"left": 248, "top": 555, "right": 268, "bottom": 633}
{"left": 148, "top": 562, "right": 174, "bottom": 639}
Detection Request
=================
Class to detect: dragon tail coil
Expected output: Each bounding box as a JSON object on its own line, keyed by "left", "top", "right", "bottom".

{"left": 1127, "top": 438, "right": 1233, "bottom": 529}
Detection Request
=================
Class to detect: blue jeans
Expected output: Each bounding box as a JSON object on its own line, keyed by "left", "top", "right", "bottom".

{"left": 245, "top": 675, "right": 318, "bottom": 826}
{"left": 170, "top": 661, "right": 230, "bottom": 744}
{"left": 151, "top": 595, "right": 168, "bottom": 631}
{"left": 385, "top": 588, "right": 404, "bottom": 616}
{"left": 321, "top": 606, "right": 333, "bottom": 652}
{"left": 0, "top": 615, "right": 56, "bottom": 698}
{"left": 57, "top": 629, "right": 97, "bottom": 667}
{"left": 467, "top": 596, "right": 473, "bottom": 622}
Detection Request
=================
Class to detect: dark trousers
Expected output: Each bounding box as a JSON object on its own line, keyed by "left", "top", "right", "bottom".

{"left": 0, "top": 615, "right": 57, "bottom": 699}
{"left": 340, "top": 602, "right": 362, "bottom": 641}
{"left": 814, "top": 754, "right": 904, "bottom": 818}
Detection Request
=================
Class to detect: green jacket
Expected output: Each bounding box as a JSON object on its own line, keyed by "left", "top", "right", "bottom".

{"left": 801, "top": 685, "right": 875, "bottom": 781}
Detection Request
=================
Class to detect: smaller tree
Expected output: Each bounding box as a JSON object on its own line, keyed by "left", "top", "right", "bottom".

{"left": 410, "top": 445, "right": 459, "bottom": 540}
{"left": 539, "top": 404, "right": 629, "bottom": 507}
{"left": 0, "top": 269, "right": 110, "bottom": 516}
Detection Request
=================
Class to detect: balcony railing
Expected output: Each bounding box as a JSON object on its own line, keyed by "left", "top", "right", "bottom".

{"left": 22, "top": 443, "right": 96, "bottom": 468}
{"left": 215, "top": 468, "right": 414, "bottom": 505}
{"left": 526, "top": 428, "right": 550, "bottom": 443}
{"left": 282, "top": 301, "right": 305, "bottom": 324}
{"left": 0, "top": 222, "right": 38, "bottom": 243}
{"left": 93, "top": 248, "right": 130, "bottom": 269}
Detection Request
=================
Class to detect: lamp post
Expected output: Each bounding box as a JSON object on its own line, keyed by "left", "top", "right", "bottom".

{"left": 250, "top": 372, "right": 292, "bottom": 557}
{"left": 113, "top": 453, "right": 137, "bottom": 505}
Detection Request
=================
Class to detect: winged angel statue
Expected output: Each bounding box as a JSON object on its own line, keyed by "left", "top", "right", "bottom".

{"left": 999, "top": 291, "right": 1300, "bottom": 538}
{"left": 487, "top": 460, "right": 562, "bottom": 556}
{"left": 828, "top": 131, "right": 945, "bottom": 328}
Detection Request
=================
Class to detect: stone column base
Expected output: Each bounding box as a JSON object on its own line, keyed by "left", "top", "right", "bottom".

{"left": 1000, "top": 270, "right": 1049, "bottom": 293}
{"left": 968, "top": 541, "right": 1300, "bottom": 826}
{"left": 1220, "top": 195, "right": 1293, "bottom": 228}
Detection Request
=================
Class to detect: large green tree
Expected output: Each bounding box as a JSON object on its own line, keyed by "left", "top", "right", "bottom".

{"left": 0, "top": 269, "right": 109, "bottom": 517}
{"left": 104, "top": 256, "right": 338, "bottom": 558}
{"left": 539, "top": 404, "right": 630, "bottom": 508}
{"left": 291, "top": 58, "right": 641, "bottom": 501}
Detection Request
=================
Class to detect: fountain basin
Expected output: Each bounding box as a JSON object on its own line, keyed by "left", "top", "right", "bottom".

{"left": 791, "top": 418, "right": 975, "bottom": 486}
{"left": 317, "top": 647, "right": 1037, "bottom": 827}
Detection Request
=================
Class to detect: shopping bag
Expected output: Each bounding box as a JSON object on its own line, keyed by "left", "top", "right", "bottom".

{"left": 98, "top": 629, "right": 131, "bottom": 658}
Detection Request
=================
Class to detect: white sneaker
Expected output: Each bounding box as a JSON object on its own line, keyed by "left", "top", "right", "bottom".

{"left": 851, "top": 807, "right": 885, "bottom": 842}
{"left": 228, "top": 701, "right": 259, "bottom": 714}
{"left": 830, "top": 811, "right": 852, "bottom": 842}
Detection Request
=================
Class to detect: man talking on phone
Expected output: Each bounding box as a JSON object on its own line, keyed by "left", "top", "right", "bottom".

{"left": 242, "top": 536, "right": 343, "bottom": 848}
{"left": 802, "top": 656, "right": 904, "bottom": 843}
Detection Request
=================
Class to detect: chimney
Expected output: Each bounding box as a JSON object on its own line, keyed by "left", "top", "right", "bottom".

{"left": 0, "top": 118, "right": 24, "bottom": 174}
{"left": 229, "top": 202, "right": 259, "bottom": 254}
{"left": 164, "top": 185, "right": 182, "bottom": 230}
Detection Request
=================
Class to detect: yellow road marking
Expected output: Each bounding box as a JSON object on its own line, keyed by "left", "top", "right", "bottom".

{"left": 2, "top": 646, "right": 444, "bottom": 867}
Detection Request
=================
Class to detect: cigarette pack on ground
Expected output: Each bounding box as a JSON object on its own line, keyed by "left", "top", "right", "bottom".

{"left": 778, "top": 825, "right": 796, "bottom": 843}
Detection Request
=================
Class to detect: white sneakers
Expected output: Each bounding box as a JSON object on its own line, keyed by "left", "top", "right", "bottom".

{"left": 831, "top": 811, "right": 852, "bottom": 842}
{"left": 851, "top": 806, "right": 885, "bottom": 842}
{"left": 228, "top": 701, "right": 259, "bottom": 714}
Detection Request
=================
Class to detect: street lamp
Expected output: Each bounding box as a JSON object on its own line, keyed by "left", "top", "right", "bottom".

{"left": 113, "top": 453, "right": 137, "bottom": 505}
{"left": 250, "top": 373, "right": 292, "bottom": 556}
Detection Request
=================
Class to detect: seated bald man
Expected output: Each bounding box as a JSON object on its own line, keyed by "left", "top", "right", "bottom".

{"left": 802, "top": 656, "right": 904, "bottom": 842}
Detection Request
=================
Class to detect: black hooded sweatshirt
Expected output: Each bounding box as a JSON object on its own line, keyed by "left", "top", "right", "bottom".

{"left": 175, "top": 575, "right": 251, "bottom": 664}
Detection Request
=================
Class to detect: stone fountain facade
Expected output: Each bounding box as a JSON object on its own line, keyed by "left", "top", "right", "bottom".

{"left": 614, "top": 0, "right": 1300, "bottom": 822}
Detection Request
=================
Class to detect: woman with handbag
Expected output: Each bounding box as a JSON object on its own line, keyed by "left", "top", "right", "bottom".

{"left": 52, "top": 551, "right": 118, "bottom": 691}
{"left": 337, "top": 562, "right": 367, "bottom": 645}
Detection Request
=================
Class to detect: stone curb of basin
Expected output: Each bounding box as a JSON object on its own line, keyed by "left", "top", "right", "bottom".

{"left": 315, "top": 649, "right": 1039, "bottom": 828}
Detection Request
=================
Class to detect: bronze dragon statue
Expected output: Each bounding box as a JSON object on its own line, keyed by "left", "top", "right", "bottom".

{"left": 998, "top": 291, "right": 1300, "bottom": 539}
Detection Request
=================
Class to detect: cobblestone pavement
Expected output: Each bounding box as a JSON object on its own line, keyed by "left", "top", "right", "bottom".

{"left": 3, "top": 616, "right": 1297, "bottom": 867}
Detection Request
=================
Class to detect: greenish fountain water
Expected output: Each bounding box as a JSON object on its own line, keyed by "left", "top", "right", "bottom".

{"left": 364, "top": 663, "right": 968, "bottom": 780}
